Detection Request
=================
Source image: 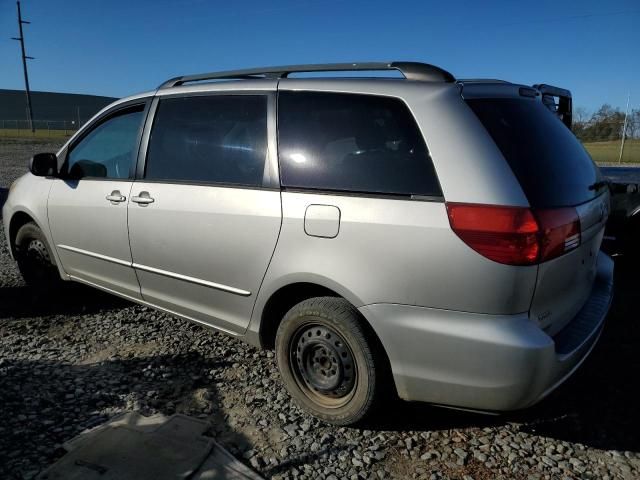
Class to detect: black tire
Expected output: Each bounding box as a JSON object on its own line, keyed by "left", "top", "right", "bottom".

{"left": 14, "top": 222, "right": 62, "bottom": 290}
{"left": 275, "top": 296, "right": 387, "bottom": 425}
{"left": 626, "top": 215, "right": 640, "bottom": 262}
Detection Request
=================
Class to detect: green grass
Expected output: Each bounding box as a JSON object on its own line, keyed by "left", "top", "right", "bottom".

{"left": 0, "top": 128, "right": 76, "bottom": 139}
{"left": 583, "top": 139, "right": 640, "bottom": 165}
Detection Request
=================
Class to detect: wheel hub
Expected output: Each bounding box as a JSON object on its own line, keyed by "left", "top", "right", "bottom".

{"left": 293, "top": 325, "right": 355, "bottom": 398}
{"left": 26, "top": 239, "right": 49, "bottom": 264}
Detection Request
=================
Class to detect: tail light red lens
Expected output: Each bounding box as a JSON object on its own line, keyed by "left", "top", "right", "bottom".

{"left": 446, "top": 203, "right": 540, "bottom": 265}
{"left": 446, "top": 203, "right": 581, "bottom": 266}
{"left": 535, "top": 207, "right": 581, "bottom": 261}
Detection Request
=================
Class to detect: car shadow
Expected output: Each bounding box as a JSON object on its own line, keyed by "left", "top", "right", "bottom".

{"left": 0, "top": 353, "right": 251, "bottom": 478}
{"left": 1, "top": 246, "right": 636, "bottom": 458}
{"left": 362, "top": 257, "right": 639, "bottom": 454}
{"left": 0, "top": 187, "right": 7, "bottom": 213}
{"left": 513, "top": 258, "right": 639, "bottom": 452}
{"left": 0, "top": 283, "right": 130, "bottom": 320}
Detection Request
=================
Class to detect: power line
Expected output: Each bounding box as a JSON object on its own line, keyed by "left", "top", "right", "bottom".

{"left": 11, "top": 1, "right": 35, "bottom": 133}
{"left": 495, "top": 9, "right": 640, "bottom": 28}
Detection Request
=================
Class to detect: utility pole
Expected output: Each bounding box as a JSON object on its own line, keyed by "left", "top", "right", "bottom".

{"left": 11, "top": 1, "right": 35, "bottom": 133}
{"left": 619, "top": 93, "right": 630, "bottom": 164}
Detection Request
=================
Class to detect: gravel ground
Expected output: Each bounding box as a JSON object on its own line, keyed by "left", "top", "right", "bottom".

{"left": 1, "top": 137, "right": 639, "bottom": 480}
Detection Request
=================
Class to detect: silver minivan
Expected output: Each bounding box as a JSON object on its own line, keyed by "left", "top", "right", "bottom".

{"left": 2, "top": 62, "right": 614, "bottom": 425}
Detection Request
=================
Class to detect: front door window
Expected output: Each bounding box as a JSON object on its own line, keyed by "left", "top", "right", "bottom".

{"left": 65, "top": 105, "right": 145, "bottom": 180}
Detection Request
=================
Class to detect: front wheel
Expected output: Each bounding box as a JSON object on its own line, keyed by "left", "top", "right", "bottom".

{"left": 275, "top": 297, "right": 387, "bottom": 425}
{"left": 14, "top": 222, "right": 62, "bottom": 290}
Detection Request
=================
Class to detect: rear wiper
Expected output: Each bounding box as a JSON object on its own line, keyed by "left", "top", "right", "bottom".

{"left": 588, "top": 180, "right": 609, "bottom": 191}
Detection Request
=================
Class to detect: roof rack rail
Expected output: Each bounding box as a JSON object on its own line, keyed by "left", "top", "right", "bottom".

{"left": 457, "top": 78, "right": 511, "bottom": 84}
{"left": 158, "top": 62, "right": 455, "bottom": 89}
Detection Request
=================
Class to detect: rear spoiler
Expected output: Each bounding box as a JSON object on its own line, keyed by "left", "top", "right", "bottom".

{"left": 533, "top": 84, "right": 572, "bottom": 129}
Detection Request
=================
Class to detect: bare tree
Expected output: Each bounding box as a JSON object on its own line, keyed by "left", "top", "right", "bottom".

{"left": 574, "top": 107, "right": 590, "bottom": 125}
{"left": 627, "top": 109, "right": 640, "bottom": 139}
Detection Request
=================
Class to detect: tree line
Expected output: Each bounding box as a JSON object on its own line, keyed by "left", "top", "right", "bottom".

{"left": 573, "top": 104, "right": 639, "bottom": 142}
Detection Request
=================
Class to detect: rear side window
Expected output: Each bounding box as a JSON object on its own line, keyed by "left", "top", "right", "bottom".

{"left": 466, "top": 98, "right": 602, "bottom": 208}
{"left": 145, "top": 95, "right": 268, "bottom": 186}
{"left": 278, "top": 92, "right": 442, "bottom": 197}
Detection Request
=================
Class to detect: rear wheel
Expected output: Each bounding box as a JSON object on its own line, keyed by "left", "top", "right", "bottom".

{"left": 14, "top": 222, "right": 62, "bottom": 290}
{"left": 275, "top": 297, "right": 386, "bottom": 425}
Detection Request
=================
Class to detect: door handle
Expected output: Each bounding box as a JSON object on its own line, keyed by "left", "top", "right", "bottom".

{"left": 105, "top": 190, "right": 126, "bottom": 204}
{"left": 131, "top": 191, "right": 155, "bottom": 206}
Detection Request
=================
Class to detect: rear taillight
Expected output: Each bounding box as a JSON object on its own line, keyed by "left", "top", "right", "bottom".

{"left": 446, "top": 203, "right": 581, "bottom": 266}
{"left": 446, "top": 203, "right": 539, "bottom": 265}
{"left": 535, "top": 207, "right": 581, "bottom": 261}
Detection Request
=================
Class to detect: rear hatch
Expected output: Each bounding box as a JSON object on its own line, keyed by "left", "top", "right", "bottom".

{"left": 465, "top": 93, "right": 609, "bottom": 336}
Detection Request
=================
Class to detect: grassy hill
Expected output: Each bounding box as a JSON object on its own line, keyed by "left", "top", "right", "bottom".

{"left": 584, "top": 139, "right": 640, "bottom": 165}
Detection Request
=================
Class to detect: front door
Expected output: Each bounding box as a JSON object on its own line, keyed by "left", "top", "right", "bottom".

{"left": 127, "top": 93, "right": 281, "bottom": 333}
{"left": 48, "top": 102, "right": 148, "bottom": 299}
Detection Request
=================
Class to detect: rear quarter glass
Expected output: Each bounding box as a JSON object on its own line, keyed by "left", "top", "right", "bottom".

{"left": 277, "top": 91, "right": 442, "bottom": 197}
{"left": 466, "top": 98, "right": 602, "bottom": 208}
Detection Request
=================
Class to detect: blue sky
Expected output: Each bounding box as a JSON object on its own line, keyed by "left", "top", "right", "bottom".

{"left": 1, "top": 0, "right": 638, "bottom": 112}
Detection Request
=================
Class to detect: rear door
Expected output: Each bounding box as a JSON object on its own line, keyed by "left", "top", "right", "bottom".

{"left": 127, "top": 92, "right": 281, "bottom": 334}
{"left": 532, "top": 192, "right": 609, "bottom": 335}
{"left": 466, "top": 95, "right": 608, "bottom": 334}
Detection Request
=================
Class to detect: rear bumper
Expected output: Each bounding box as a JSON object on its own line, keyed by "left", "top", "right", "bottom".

{"left": 359, "top": 251, "right": 614, "bottom": 411}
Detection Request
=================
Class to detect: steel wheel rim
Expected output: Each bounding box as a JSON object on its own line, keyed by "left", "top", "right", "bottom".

{"left": 289, "top": 322, "right": 357, "bottom": 408}
{"left": 23, "top": 238, "right": 51, "bottom": 279}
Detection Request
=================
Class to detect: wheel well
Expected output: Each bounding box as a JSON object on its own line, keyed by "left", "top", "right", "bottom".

{"left": 259, "top": 283, "right": 341, "bottom": 349}
{"left": 9, "top": 211, "right": 36, "bottom": 255}
{"left": 259, "top": 282, "right": 398, "bottom": 399}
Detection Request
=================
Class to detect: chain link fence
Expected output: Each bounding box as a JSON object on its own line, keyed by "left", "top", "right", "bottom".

{"left": 0, "top": 119, "right": 83, "bottom": 138}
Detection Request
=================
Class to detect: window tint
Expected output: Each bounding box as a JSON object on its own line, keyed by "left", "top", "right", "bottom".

{"left": 66, "top": 105, "right": 145, "bottom": 179}
{"left": 145, "top": 95, "right": 268, "bottom": 186}
{"left": 466, "top": 98, "right": 602, "bottom": 208}
{"left": 278, "top": 92, "right": 441, "bottom": 197}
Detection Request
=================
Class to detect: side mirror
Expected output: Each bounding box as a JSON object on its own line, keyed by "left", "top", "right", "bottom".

{"left": 30, "top": 152, "right": 58, "bottom": 177}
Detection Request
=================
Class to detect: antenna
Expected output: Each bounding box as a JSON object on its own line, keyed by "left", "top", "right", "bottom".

{"left": 11, "top": 1, "right": 35, "bottom": 133}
